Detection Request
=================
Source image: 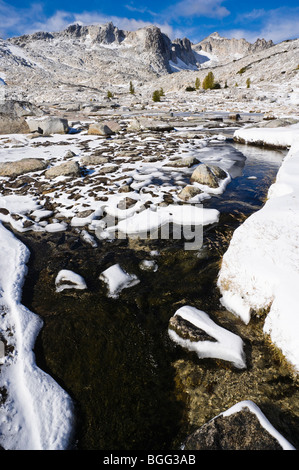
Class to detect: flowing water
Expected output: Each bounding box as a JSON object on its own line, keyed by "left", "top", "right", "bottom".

{"left": 18, "top": 140, "right": 299, "bottom": 450}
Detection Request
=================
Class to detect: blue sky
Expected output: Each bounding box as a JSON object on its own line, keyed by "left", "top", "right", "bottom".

{"left": 1, "top": 0, "right": 299, "bottom": 43}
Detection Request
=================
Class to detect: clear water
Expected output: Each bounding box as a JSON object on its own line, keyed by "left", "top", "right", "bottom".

{"left": 19, "top": 140, "right": 299, "bottom": 451}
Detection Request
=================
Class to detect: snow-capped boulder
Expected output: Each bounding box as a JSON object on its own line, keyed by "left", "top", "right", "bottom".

{"left": 100, "top": 263, "right": 140, "bottom": 298}
{"left": 55, "top": 269, "right": 87, "bottom": 293}
{"left": 168, "top": 306, "right": 246, "bottom": 369}
{"left": 183, "top": 400, "right": 295, "bottom": 450}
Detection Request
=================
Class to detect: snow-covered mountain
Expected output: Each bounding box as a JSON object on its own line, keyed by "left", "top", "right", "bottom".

{"left": 7, "top": 22, "right": 198, "bottom": 75}
{"left": 192, "top": 32, "right": 274, "bottom": 67}
{"left": 1, "top": 21, "right": 294, "bottom": 104}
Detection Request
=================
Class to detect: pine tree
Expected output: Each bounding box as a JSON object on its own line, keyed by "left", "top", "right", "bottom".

{"left": 202, "top": 72, "right": 215, "bottom": 90}
{"left": 195, "top": 77, "right": 200, "bottom": 90}
{"left": 129, "top": 81, "right": 135, "bottom": 94}
{"left": 152, "top": 90, "right": 161, "bottom": 102}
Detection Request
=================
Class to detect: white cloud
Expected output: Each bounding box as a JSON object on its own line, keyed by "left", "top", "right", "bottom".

{"left": 164, "top": 0, "right": 230, "bottom": 20}
{"left": 28, "top": 11, "right": 75, "bottom": 34}
{"left": 235, "top": 9, "right": 266, "bottom": 22}
{"left": 124, "top": 4, "right": 157, "bottom": 16}
{"left": 224, "top": 7, "right": 299, "bottom": 43}
{"left": 0, "top": 1, "right": 44, "bottom": 37}
{"left": 0, "top": 2, "right": 179, "bottom": 39}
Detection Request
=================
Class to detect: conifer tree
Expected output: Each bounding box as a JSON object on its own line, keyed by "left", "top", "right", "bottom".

{"left": 202, "top": 72, "right": 215, "bottom": 90}
{"left": 129, "top": 81, "right": 135, "bottom": 94}
{"left": 152, "top": 90, "right": 161, "bottom": 102}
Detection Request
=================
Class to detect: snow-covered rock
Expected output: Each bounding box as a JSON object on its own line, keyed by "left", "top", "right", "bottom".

{"left": 184, "top": 400, "right": 295, "bottom": 450}
{"left": 218, "top": 127, "right": 299, "bottom": 372}
{"left": 99, "top": 263, "right": 140, "bottom": 298}
{"left": 168, "top": 306, "right": 246, "bottom": 369}
{"left": 55, "top": 269, "right": 87, "bottom": 293}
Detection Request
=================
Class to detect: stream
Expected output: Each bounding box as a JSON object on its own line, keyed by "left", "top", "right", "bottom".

{"left": 17, "top": 138, "right": 299, "bottom": 450}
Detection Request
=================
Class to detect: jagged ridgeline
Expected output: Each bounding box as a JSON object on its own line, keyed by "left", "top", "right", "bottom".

{"left": 1, "top": 22, "right": 274, "bottom": 91}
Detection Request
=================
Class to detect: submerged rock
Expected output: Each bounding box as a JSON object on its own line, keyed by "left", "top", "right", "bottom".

{"left": 139, "top": 259, "right": 158, "bottom": 272}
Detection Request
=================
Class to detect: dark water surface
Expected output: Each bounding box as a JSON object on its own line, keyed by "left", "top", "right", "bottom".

{"left": 18, "top": 140, "right": 299, "bottom": 450}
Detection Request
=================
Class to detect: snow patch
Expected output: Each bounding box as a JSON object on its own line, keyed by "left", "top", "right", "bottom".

{"left": 0, "top": 223, "right": 74, "bottom": 450}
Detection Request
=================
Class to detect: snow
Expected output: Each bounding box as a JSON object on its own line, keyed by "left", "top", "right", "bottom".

{"left": 169, "top": 58, "right": 198, "bottom": 72}
{"left": 218, "top": 127, "right": 299, "bottom": 371}
{"left": 234, "top": 124, "right": 299, "bottom": 148}
{"left": 103, "top": 204, "right": 219, "bottom": 241}
{"left": 45, "top": 222, "right": 68, "bottom": 232}
{"left": 0, "top": 222, "right": 74, "bottom": 450}
{"left": 139, "top": 259, "right": 158, "bottom": 272}
{"left": 55, "top": 269, "right": 87, "bottom": 293}
{"left": 31, "top": 209, "right": 53, "bottom": 222}
{"left": 71, "top": 209, "right": 101, "bottom": 227}
{"left": 214, "top": 400, "right": 295, "bottom": 450}
{"left": 0, "top": 118, "right": 298, "bottom": 449}
{"left": 99, "top": 263, "right": 140, "bottom": 298}
{"left": 0, "top": 195, "right": 41, "bottom": 214}
{"left": 0, "top": 132, "right": 241, "bottom": 243}
{"left": 168, "top": 306, "right": 246, "bottom": 369}
{"left": 192, "top": 49, "right": 219, "bottom": 66}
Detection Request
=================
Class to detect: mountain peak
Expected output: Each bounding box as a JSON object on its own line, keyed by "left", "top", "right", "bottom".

{"left": 208, "top": 32, "right": 222, "bottom": 39}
